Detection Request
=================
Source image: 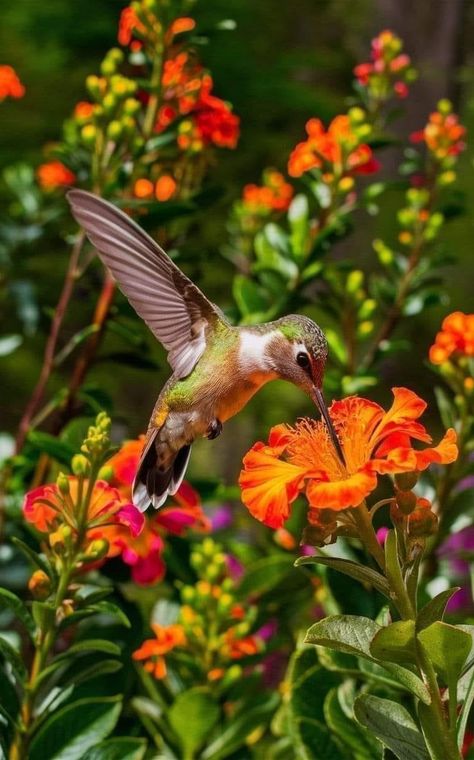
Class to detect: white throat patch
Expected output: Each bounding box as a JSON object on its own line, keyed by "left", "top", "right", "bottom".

{"left": 238, "top": 330, "right": 279, "bottom": 372}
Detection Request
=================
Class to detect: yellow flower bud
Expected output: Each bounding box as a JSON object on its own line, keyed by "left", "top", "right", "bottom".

{"left": 28, "top": 570, "right": 51, "bottom": 600}
{"left": 107, "top": 120, "right": 123, "bottom": 140}
{"left": 81, "top": 124, "right": 97, "bottom": 145}
{"left": 72, "top": 454, "right": 89, "bottom": 476}
{"left": 85, "top": 538, "right": 109, "bottom": 560}
{"left": 338, "top": 176, "right": 355, "bottom": 193}
{"left": 56, "top": 472, "right": 70, "bottom": 495}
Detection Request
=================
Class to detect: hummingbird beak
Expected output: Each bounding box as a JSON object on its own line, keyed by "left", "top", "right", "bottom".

{"left": 311, "top": 387, "right": 345, "bottom": 465}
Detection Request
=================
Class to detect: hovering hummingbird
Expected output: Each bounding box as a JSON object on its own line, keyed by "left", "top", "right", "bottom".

{"left": 67, "top": 190, "right": 341, "bottom": 512}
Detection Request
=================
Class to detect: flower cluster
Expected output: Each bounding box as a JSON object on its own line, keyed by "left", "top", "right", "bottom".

{"left": 22, "top": 414, "right": 144, "bottom": 592}
{"left": 104, "top": 437, "right": 210, "bottom": 584}
{"left": 288, "top": 111, "right": 379, "bottom": 186}
{"left": 133, "top": 539, "right": 264, "bottom": 682}
{"left": 395, "top": 187, "right": 443, "bottom": 248}
{"left": 241, "top": 169, "right": 294, "bottom": 215}
{"left": 354, "top": 29, "right": 416, "bottom": 102}
{"left": 429, "top": 312, "right": 474, "bottom": 366}
{"left": 239, "top": 388, "right": 457, "bottom": 542}
{"left": 411, "top": 99, "right": 466, "bottom": 185}
{"left": 36, "top": 160, "right": 76, "bottom": 191}
{"left": 0, "top": 65, "right": 25, "bottom": 101}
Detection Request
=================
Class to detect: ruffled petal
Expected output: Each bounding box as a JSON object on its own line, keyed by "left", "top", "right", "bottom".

{"left": 305, "top": 466, "right": 377, "bottom": 510}
{"left": 414, "top": 428, "right": 458, "bottom": 470}
{"left": 239, "top": 445, "right": 307, "bottom": 528}
{"left": 375, "top": 387, "right": 428, "bottom": 444}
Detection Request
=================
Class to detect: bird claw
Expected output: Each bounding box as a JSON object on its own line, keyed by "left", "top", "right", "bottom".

{"left": 207, "top": 418, "right": 223, "bottom": 440}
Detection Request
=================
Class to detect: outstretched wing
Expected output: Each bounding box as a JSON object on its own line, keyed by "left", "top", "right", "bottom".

{"left": 67, "top": 189, "right": 226, "bottom": 378}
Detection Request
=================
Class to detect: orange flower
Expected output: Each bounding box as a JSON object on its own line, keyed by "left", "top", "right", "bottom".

{"left": 242, "top": 169, "right": 294, "bottom": 214}
{"left": 0, "top": 65, "right": 25, "bottom": 101}
{"left": 118, "top": 5, "right": 145, "bottom": 47}
{"left": 353, "top": 30, "right": 413, "bottom": 100}
{"left": 133, "top": 624, "right": 186, "bottom": 678}
{"left": 74, "top": 101, "right": 94, "bottom": 121}
{"left": 36, "top": 161, "right": 76, "bottom": 190}
{"left": 411, "top": 104, "right": 466, "bottom": 160}
{"left": 23, "top": 478, "right": 144, "bottom": 556}
{"left": 429, "top": 311, "right": 474, "bottom": 365}
{"left": 288, "top": 115, "right": 378, "bottom": 178}
{"left": 133, "top": 178, "right": 154, "bottom": 199}
{"left": 239, "top": 388, "right": 458, "bottom": 528}
{"left": 168, "top": 17, "right": 195, "bottom": 38}
{"left": 222, "top": 629, "right": 262, "bottom": 660}
{"left": 155, "top": 175, "right": 177, "bottom": 201}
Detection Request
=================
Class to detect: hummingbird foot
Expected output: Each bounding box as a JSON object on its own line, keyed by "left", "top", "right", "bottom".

{"left": 207, "top": 418, "right": 223, "bottom": 440}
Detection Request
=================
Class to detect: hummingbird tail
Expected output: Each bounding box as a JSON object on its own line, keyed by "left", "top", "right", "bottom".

{"left": 132, "top": 430, "right": 192, "bottom": 511}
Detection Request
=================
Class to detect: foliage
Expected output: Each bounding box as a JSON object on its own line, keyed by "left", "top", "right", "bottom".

{"left": 1, "top": 7, "right": 473, "bottom": 760}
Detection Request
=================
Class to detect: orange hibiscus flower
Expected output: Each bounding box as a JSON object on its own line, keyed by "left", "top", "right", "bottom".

{"left": 133, "top": 623, "right": 186, "bottom": 678}
{"left": 239, "top": 387, "right": 457, "bottom": 529}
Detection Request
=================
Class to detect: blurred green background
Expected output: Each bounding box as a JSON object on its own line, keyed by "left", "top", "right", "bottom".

{"left": 2, "top": 0, "right": 474, "bottom": 482}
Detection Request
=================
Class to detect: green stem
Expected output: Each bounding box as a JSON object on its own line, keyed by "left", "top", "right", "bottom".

{"left": 352, "top": 502, "right": 386, "bottom": 571}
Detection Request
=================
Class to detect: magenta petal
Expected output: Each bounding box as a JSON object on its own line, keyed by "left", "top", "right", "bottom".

{"left": 132, "top": 553, "right": 166, "bottom": 585}
{"left": 117, "top": 503, "right": 145, "bottom": 537}
{"left": 157, "top": 508, "right": 196, "bottom": 535}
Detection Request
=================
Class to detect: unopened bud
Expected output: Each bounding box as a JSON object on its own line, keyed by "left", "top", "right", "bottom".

{"left": 28, "top": 570, "right": 51, "bottom": 600}
{"left": 408, "top": 507, "right": 438, "bottom": 537}
{"left": 72, "top": 454, "right": 89, "bottom": 476}
{"left": 395, "top": 488, "right": 417, "bottom": 515}
{"left": 56, "top": 472, "right": 70, "bottom": 495}
{"left": 81, "top": 124, "right": 97, "bottom": 145}
{"left": 85, "top": 538, "right": 109, "bottom": 560}
{"left": 107, "top": 120, "right": 123, "bottom": 140}
{"left": 395, "top": 471, "right": 419, "bottom": 490}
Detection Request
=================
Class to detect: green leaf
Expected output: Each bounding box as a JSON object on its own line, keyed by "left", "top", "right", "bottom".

{"left": 324, "top": 688, "right": 382, "bottom": 760}
{"left": 29, "top": 697, "right": 122, "bottom": 760}
{"left": 457, "top": 662, "right": 474, "bottom": 750}
{"left": 201, "top": 693, "right": 279, "bottom": 760}
{"left": 295, "top": 717, "right": 347, "bottom": 759}
{"left": 232, "top": 275, "right": 269, "bottom": 317}
{"left": 90, "top": 601, "right": 131, "bottom": 628}
{"left": 0, "top": 588, "right": 35, "bottom": 639}
{"left": 0, "top": 335, "right": 22, "bottom": 357}
{"left": 417, "top": 621, "right": 472, "bottom": 684}
{"left": 239, "top": 555, "right": 295, "bottom": 597}
{"left": 63, "top": 659, "right": 122, "bottom": 688}
{"left": 434, "top": 387, "right": 456, "bottom": 430}
{"left": 370, "top": 621, "right": 417, "bottom": 664}
{"left": 288, "top": 194, "right": 309, "bottom": 260}
{"left": 325, "top": 328, "right": 348, "bottom": 365}
{"left": 305, "top": 616, "right": 429, "bottom": 703}
{"left": 27, "top": 431, "right": 75, "bottom": 466}
{"left": 11, "top": 537, "right": 54, "bottom": 579}
{"left": 254, "top": 234, "right": 298, "bottom": 281}
{"left": 417, "top": 702, "right": 450, "bottom": 760}
{"left": 60, "top": 639, "right": 121, "bottom": 658}
{"left": 354, "top": 695, "right": 429, "bottom": 760}
{"left": 0, "top": 635, "right": 26, "bottom": 681}
{"left": 295, "top": 555, "right": 390, "bottom": 598}
{"left": 417, "top": 588, "right": 461, "bottom": 630}
{"left": 78, "top": 738, "right": 147, "bottom": 760}
{"left": 32, "top": 601, "right": 56, "bottom": 631}
{"left": 290, "top": 664, "right": 340, "bottom": 724}
{"left": 168, "top": 688, "right": 219, "bottom": 757}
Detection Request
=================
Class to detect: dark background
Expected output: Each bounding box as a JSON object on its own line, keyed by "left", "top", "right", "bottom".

{"left": 2, "top": 0, "right": 474, "bottom": 482}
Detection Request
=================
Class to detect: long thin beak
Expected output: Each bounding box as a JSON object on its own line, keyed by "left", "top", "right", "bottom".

{"left": 311, "top": 387, "right": 345, "bottom": 464}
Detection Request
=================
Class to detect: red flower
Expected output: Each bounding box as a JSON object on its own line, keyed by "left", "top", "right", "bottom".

{"left": 242, "top": 170, "right": 294, "bottom": 214}
{"left": 36, "top": 161, "right": 76, "bottom": 190}
{"left": 118, "top": 5, "right": 144, "bottom": 47}
{"left": 429, "top": 311, "right": 474, "bottom": 365}
{"left": 239, "top": 388, "right": 458, "bottom": 529}
{"left": 0, "top": 65, "right": 25, "bottom": 101}
{"left": 288, "top": 115, "right": 378, "bottom": 179}
{"left": 354, "top": 30, "right": 413, "bottom": 100}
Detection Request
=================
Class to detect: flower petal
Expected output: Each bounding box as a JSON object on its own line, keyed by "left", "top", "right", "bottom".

{"left": 117, "top": 503, "right": 145, "bottom": 537}
{"left": 414, "top": 428, "right": 458, "bottom": 470}
{"left": 239, "top": 445, "right": 306, "bottom": 528}
{"left": 306, "top": 466, "right": 377, "bottom": 510}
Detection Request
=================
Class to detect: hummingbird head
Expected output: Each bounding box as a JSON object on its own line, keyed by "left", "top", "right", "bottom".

{"left": 266, "top": 315, "right": 343, "bottom": 460}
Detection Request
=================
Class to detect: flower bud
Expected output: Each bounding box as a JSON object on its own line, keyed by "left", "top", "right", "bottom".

{"left": 123, "top": 97, "right": 140, "bottom": 115}
{"left": 72, "top": 454, "right": 90, "bottom": 476}
{"left": 181, "top": 586, "right": 196, "bottom": 604}
{"left": 408, "top": 507, "right": 438, "bottom": 537}
{"left": 100, "top": 58, "right": 117, "bottom": 76}
{"left": 221, "top": 664, "right": 242, "bottom": 686}
{"left": 85, "top": 538, "right": 109, "bottom": 560}
{"left": 56, "top": 472, "right": 70, "bottom": 495}
{"left": 346, "top": 270, "right": 364, "bottom": 294}
{"left": 107, "top": 120, "right": 123, "bottom": 140}
{"left": 357, "top": 320, "right": 374, "bottom": 338}
{"left": 28, "top": 570, "right": 51, "bottom": 600}
{"left": 81, "top": 124, "right": 97, "bottom": 145}
{"left": 338, "top": 176, "right": 355, "bottom": 193}
{"left": 395, "top": 471, "right": 419, "bottom": 490}
{"left": 102, "top": 93, "right": 117, "bottom": 113}
{"left": 395, "top": 488, "right": 417, "bottom": 515}
{"left": 86, "top": 75, "right": 102, "bottom": 97}
{"left": 217, "top": 593, "right": 233, "bottom": 614}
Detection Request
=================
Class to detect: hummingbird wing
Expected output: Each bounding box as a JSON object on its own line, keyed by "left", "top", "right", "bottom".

{"left": 67, "top": 189, "right": 227, "bottom": 379}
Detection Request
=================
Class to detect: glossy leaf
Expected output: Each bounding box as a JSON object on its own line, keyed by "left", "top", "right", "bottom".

{"left": 295, "top": 555, "right": 390, "bottom": 598}
{"left": 29, "top": 697, "right": 122, "bottom": 760}
{"left": 78, "top": 738, "right": 147, "bottom": 760}
{"left": 91, "top": 601, "right": 131, "bottom": 628}
{"left": 0, "top": 587, "right": 35, "bottom": 639}
{"left": 354, "top": 695, "right": 429, "bottom": 760}
{"left": 168, "top": 688, "right": 219, "bottom": 757}
{"left": 11, "top": 537, "right": 54, "bottom": 579}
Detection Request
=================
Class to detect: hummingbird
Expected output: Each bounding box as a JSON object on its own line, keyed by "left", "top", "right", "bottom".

{"left": 67, "top": 190, "right": 341, "bottom": 512}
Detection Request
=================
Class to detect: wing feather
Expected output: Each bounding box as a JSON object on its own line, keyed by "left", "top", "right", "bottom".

{"left": 67, "top": 189, "right": 226, "bottom": 378}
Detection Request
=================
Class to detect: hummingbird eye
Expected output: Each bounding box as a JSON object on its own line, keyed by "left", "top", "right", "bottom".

{"left": 296, "top": 352, "right": 311, "bottom": 370}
